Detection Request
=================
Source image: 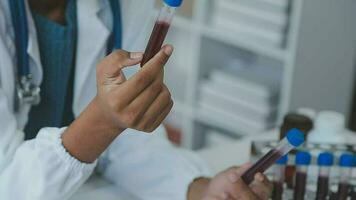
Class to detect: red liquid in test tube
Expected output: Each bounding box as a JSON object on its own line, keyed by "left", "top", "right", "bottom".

{"left": 316, "top": 176, "right": 330, "bottom": 200}
{"left": 272, "top": 155, "right": 288, "bottom": 200}
{"left": 315, "top": 152, "right": 334, "bottom": 200}
{"left": 141, "top": 22, "right": 170, "bottom": 66}
{"left": 141, "top": 0, "right": 182, "bottom": 67}
{"left": 293, "top": 151, "right": 311, "bottom": 200}
{"left": 294, "top": 171, "right": 308, "bottom": 200}
{"left": 336, "top": 154, "right": 355, "bottom": 200}
{"left": 337, "top": 183, "right": 350, "bottom": 200}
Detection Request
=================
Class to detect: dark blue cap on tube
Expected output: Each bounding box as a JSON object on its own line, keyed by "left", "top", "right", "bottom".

{"left": 286, "top": 128, "right": 305, "bottom": 147}
{"left": 339, "top": 154, "right": 356, "bottom": 167}
{"left": 276, "top": 155, "right": 288, "bottom": 165}
{"left": 296, "top": 151, "right": 311, "bottom": 165}
{"left": 318, "top": 152, "right": 334, "bottom": 166}
{"left": 164, "top": 0, "right": 183, "bottom": 7}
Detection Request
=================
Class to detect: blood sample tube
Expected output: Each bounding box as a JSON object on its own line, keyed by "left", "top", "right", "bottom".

{"left": 141, "top": 0, "right": 183, "bottom": 67}
{"left": 336, "top": 154, "right": 356, "bottom": 200}
{"left": 351, "top": 186, "right": 356, "bottom": 200}
{"left": 293, "top": 151, "right": 311, "bottom": 200}
{"left": 315, "top": 152, "right": 334, "bottom": 200}
{"left": 272, "top": 155, "right": 288, "bottom": 200}
{"left": 241, "top": 128, "right": 305, "bottom": 185}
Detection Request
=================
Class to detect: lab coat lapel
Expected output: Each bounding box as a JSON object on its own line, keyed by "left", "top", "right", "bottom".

{"left": 24, "top": 0, "right": 43, "bottom": 86}
{"left": 73, "top": 0, "right": 110, "bottom": 115}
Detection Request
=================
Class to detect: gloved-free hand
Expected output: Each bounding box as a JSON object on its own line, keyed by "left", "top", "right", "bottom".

{"left": 95, "top": 45, "right": 174, "bottom": 133}
{"left": 62, "top": 45, "right": 174, "bottom": 163}
{"left": 189, "top": 163, "right": 273, "bottom": 200}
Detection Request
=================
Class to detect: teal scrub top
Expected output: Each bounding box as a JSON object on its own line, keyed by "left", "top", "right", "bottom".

{"left": 25, "top": 0, "right": 77, "bottom": 140}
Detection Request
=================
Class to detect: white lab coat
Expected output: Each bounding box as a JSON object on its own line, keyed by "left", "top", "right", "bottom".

{"left": 0, "top": 0, "right": 210, "bottom": 200}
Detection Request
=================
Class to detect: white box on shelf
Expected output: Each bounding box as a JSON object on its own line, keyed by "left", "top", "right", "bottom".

{"left": 212, "top": 15, "right": 283, "bottom": 47}
{"left": 199, "top": 81, "right": 277, "bottom": 124}
{"left": 214, "top": 4, "right": 286, "bottom": 33}
{"left": 210, "top": 64, "right": 281, "bottom": 104}
{"left": 198, "top": 102, "right": 274, "bottom": 134}
{"left": 215, "top": 0, "right": 288, "bottom": 28}
{"left": 222, "top": 0, "right": 290, "bottom": 14}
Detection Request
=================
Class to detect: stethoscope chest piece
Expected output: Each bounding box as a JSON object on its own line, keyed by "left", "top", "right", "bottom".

{"left": 14, "top": 75, "right": 41, "bottom": 112}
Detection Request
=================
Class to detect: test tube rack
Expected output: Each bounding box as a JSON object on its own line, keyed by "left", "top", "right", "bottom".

{"left": 250, "top": 141, "right": 356, "bottom": 200}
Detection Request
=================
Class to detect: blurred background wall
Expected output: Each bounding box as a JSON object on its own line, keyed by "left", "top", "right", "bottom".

{"left": 152, "top": 0, "right": 356, "bottom": 149}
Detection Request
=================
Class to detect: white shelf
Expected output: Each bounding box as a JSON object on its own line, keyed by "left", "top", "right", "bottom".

{"left": 200, "top": 25, "right": 287, "bottom": 62}
{"left": 172, "top": 15, "right": 287, "bottom": 62}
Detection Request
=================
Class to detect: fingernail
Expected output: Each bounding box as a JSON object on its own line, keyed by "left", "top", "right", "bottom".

{"left": 163, "top": 45, "right": 174, "bottom": 56}
{"left": 130, "top": 52, "right": 143, "bottom": 59}
{"left": 255, "top": 173, "right": 264, "bottom": 182}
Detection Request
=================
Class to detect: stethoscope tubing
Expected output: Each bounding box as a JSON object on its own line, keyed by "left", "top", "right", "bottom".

{"left": 9, "top": 0, "right": 122, "bottom": 79}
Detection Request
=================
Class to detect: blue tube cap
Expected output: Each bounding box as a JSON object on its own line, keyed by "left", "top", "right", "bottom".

{"left": 164, "top": 0, "right": 183, "bottom": 7}
{"left": 318, "top": 152, "right": 334, "bottom": 166}
{"left": 296, "top": 151, "right": 311, "bottom": 165}
{"left": 339, "top": 154, "right": 356, "bottom": 167}
{"left": 286, "top": 128, "right": 305, "bottom": 147}
{"left": 276, "top": 155, "right": 288, "bottom": 165}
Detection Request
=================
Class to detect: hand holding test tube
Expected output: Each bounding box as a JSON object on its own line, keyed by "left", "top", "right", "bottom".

{"left": 241, "top": 128, "right": 305, "bottom": 185}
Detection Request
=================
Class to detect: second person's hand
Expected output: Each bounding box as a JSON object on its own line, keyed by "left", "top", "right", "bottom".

{"left": 188, "top": 163, "right": 272, "bottom": 200}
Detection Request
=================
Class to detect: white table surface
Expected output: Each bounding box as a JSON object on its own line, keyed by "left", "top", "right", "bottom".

{"left": 71, "top": 129, "right": 356, "bottom": 199}
{"left": 70, "top": 175, "right": 138, "bottom": 200}
{"left": 70, "top": 130, "right": 278, "bottom": 200}
{"left": 71, "top": 130, "right": 277, "bottom": 200}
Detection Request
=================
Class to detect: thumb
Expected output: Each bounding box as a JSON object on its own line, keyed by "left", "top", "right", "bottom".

{"left": 99, "top": 50, "right": 143, "bottom": 78}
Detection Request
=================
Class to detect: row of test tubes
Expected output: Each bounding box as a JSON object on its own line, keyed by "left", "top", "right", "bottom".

{"left": 272, "top": 152, "right": 356, "bottom": 200}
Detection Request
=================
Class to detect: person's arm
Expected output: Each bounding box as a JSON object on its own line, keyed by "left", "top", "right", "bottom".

{"left": 0, "top": 11, "right": 174, "bottom": 198}
{"left": 188, "top": 164, "right": 273, "bottom": 200}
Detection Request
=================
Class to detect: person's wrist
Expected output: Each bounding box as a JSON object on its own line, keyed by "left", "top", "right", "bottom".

{"left": 188, "top": 178, "right": 211, "bottom": 200}
{"left": 61, "top": 95, "right": 126, "bottom": 163}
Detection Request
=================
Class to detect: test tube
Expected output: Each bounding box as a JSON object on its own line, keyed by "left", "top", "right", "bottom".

{"left": 336, "top": 154, "right": 356, "bottom": 200}
{"left": 141, "top": 0, "right": 183, "bottom": 67}
{"left": 293, "top": 151, "right": 311, "bottom": 200}
{"left": 315, "top": 152, "right": 334, "bottom": 200}
{"left": 241, "top": 128, "right": 305, "bottom": 185}
{"left": 351, "top": 186, "right": 356, "bottom": 200}
{"left": 272, "top": 155, "right": 288, "bottom": 200}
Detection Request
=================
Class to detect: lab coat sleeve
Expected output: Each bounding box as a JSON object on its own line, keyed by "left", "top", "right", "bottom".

{"left": 0, "top": 126, "right": 97, "bottom": 200}
{"left": 101, "top": 126, "right": 211, "bottom": 200}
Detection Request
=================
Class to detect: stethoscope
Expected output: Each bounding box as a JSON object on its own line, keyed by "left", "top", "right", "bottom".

{"left": 8, "top": 0, "right": 122, "bottom": 112}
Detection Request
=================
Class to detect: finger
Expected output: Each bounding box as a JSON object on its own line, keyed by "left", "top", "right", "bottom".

{"left": 144, "top": 86, "right": 173, "bottom": 132}
{"left": 141, "top": 84, "right": 171, "bottom": 122}
{"left": 122, "top": 45, "right": 173, "bottom": 102}
{"left": 142, "top": 44, "right": 173, "bottom": 69}
{"left": 126, "top": 77, "right": 163, "bottom": 121}
{"left": 227, "top": 163, "right": 252, "bottom": 184}
{"left": 100, "top": 50, "right": 143, "bottom": 78}
{"left": 230, "top": 179, "right": 259, "bottom": 200}
{"left": 146, "top": 98, "right": 173, "bottom": 132}
{"left": 251, "top": 173, "right": 272, "bottom": 199}
{"left": 255, "top": 173, "right": 271, "bottom": 189}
